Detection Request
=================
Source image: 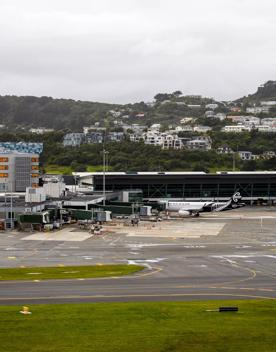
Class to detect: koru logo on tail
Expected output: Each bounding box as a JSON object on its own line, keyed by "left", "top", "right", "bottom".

{"left": 232, "top": 192, "right": 241, "bottom": 203}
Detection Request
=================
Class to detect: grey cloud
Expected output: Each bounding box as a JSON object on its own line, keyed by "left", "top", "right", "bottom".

{"left": 0, "top": 0, "right": 276, "bottom": 103}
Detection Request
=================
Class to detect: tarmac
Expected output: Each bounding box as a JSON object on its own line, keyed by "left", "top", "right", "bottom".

{"left": 1, "top": 207, "right": 276, "bottom": 304}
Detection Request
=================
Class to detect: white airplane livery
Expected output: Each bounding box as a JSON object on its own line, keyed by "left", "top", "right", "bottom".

{"left": 163, "top": 192, "right": 245, "bottom": 217}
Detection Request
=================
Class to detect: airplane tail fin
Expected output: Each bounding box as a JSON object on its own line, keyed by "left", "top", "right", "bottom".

{"left": 214, "top": 191, "right": 245, "bottom": 212}
{"left": 231, "top": 191, "right": 242, "bottom": 204}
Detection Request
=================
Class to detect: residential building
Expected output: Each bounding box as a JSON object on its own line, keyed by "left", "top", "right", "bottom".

{"left": 193, "top": 125, "right": 212, "bottom": 133}
{"left": 135, "top": 113, "right": 145, "bottom": 118}
{"left": 162, "top": 135, "right": 183, "bottom": 149}
{"left": 261, "top": 118, "right": 276, "bottom": 127}
{"left": 150, "top": 123, "right": 161, "bottom": 130}
{"left": 246, "top": 106, "right": 270, "bottom": 114}
{"left": 131, "top": 124, "right": 147, "bottom": 133}
{"left": 262, "top": 151, "right": 276, "bottom": 159}
{"left": 222, "top": 125, "right": 251, "bottom": 133}
{"left": 217, "top": 146, "right": 234, "bottom": 154}
{"left": 63, "top": 133, "right": 85, "bottom": 147}
{"left": 215, "top": 113, "right": 226, "bottom": 121}
{"left": 109, "top": 110, "right": 121, "bottom": 118}
{"left": 180, "top": 117, "right": 196, "bottom": 124}
{"left": 205, "top": 103, "right": 218, "bottom": 110}
{"left": 143, "top": 131, "right": 163, "bottom": 146}
{"left": 83, "top": 126, "right": 106, "bottom": 134}
{"left": 0, "top": 152, "right": 39, "bottom": 192}
{"left": 230, "top": 107, "right": 242, "bottom": 113}
{"left": 226, "top": 115, "right": 260, "bottom": 126}
{"left": 260, "top": 101, "right": 276, "bottom": 106}
{"left": 186, "top": 137, "right": 212, "bottom": 151}
{"left": 129, "top": 134, "right": 143, "bottom": 142}
{"left": 108, "top": 132, "right": 125, "bottom": 142}
{"left": 181, "top": 125, "right": 194, "bottom": 132}
{"left": 29, "top": 128, "right": 54, "bottom": 134}
{"left": 0, "top": 142, "right": 43, "bottom": 154}
{"left": 86, "top": 132, "right": 104, "bottom": 144}
{"left": 205, "top": 110, "right": 215, "bottom": 118}
{"left": 238, "top": 151, "right": 253, "bottom": 160}
{"left": 255, "top": 125, "right": 276, "bottom": 133}
{"left": 188, "top": 104, "right": 201, "bottom": 109}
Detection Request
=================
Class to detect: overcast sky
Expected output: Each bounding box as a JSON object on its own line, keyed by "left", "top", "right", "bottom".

{"left": 0, "top": 0, "right": 276, "bottom": 103}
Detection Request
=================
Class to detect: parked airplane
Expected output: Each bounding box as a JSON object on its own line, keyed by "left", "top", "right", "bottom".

{"left": 163, "top": 192, "right": 245, "bottom": 217}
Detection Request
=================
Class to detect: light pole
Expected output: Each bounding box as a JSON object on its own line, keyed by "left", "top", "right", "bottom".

{"left": 10, "top": 184, "right": 13, "bottom": 230}
{"left": 102, "top": 149, "right": 109, "bottom": 206}
{"left": 4, "top": 181, "right": 7, "bottom": 228}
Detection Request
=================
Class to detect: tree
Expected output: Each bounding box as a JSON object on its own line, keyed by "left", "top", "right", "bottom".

{"left": 154, "top": 93, "right": 171, "bottom": 102}
{"left": 173, "top": 90, "right": 182, "bottom": 97}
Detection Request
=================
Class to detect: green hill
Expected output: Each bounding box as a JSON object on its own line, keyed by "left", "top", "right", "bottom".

{"left": 0, "top": 95, "right": 121, "bottom": 130}
{"left": 236, "top": 81, "right": 276, "bottom": 104}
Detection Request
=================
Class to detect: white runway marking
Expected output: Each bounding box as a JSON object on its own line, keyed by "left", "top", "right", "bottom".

{"left": 127, "top": 258, "right": 167, "bottom": 269}
{"left": 211, "top": 254, "right": 276, "bottom": 260}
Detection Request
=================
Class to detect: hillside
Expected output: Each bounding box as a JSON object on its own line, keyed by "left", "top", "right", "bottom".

{"left": 236, "top": 81, "right": 276, "bottom": 105}
{"left": 0, "top": 82, "right": 276, "bottom": 131}
{"left": 0, "top": 93, "right": 225, "bottom": 131}
{"left": 0, "top": 95, "right": 121, "bottom": 130}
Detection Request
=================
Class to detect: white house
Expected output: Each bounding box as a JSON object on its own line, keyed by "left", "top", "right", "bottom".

{"left": 180, "top": 117, "right": 195, "bottom": 124}
{"left": 188, "top": 104, "right": 201, "bottom": 109}
{"left": 186, "top": 137, "right": 212, "bottom": 151}
{"left": 238, "top": 151, "right": 253, "bottom": 160}
{"left": 205, "top": 103, "right": 218, "bottom": 110}
{"left": 150, "top": 123, "right": 161, "bottom": 130}
{"left": 246, "top": 106, "right": 270, "bottom": 114}
{"left": 205, "top": 110, "right": 215, "bottom": 118}
{"left": 193, "top": 125, "right": 212, "bottom": 133}
{"left": 29, "top": 128, "right": 54, "bottom": 134}
{"left": 261, "top": 118, "right": 276, "bottom": 127}
{"left": 222, "top": 125, "right": 251, "bottom": 133}
{"left": 260, "top": 101, "right": 276, "bottom": 106}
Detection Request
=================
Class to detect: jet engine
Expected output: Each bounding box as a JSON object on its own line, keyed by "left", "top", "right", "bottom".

{"left": 178, "top": 210, "right": 191, "bottom": 217}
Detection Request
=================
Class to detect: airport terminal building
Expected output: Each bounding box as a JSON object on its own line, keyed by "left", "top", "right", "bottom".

{"left": 76, "top": 171, "right": 276, "bottom": 202}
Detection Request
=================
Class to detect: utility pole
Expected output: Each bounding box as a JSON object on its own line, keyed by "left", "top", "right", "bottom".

{"left": 103, "top": 148, "right": 106, "bottom": 206}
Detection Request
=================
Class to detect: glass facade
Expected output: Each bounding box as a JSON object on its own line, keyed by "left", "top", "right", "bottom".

{"left": 94, "top": 174, "right": 276, "bottom": 200}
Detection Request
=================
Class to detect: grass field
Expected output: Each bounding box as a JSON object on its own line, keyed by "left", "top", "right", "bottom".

{"left": 1, "top": 300, "right": 276, "bottom": 351}
{"left": 44, "top": 164, "right": 73, "bottom": 174}
{"left": 45, "top": 164, "right": 113, "bottom": 174}
{"left": 0, "top": 265, "right": 143, "bottom": 281}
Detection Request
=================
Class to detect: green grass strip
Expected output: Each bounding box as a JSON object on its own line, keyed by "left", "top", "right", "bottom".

{"left": 1, "top": 300, "right": 276, "bottom": 351}
{"left": 0, "top": 264, "right": 143, "bottom": 281}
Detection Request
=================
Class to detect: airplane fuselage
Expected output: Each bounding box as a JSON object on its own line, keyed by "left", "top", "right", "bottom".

{"left": 167, "top": 201, "right": 216, "bottom": 212}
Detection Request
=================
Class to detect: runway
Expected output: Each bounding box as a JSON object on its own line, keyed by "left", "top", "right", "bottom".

{"left": 1, "top": 268, "right": 276, "bottom": 304}
{"left": 1, "top": 208, "right": 276, "bottom": 305}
